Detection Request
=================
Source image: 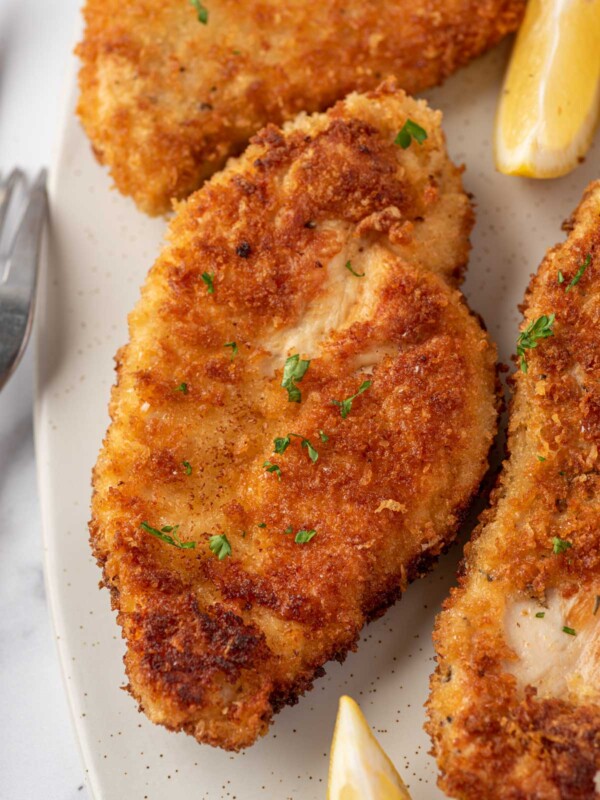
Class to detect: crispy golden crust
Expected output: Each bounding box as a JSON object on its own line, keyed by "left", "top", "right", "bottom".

{"left": 76, "top": 0, "right": 525, "bottom": 214}
{"left": 90, "top": 85, "right": 499, "bottom": 750}
{"left": 428, "top": 182, "right": 600, "bottom": 799}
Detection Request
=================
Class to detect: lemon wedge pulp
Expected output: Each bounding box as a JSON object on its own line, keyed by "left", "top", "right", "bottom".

{"left": 327, "top": 696, "right": 412, "bottom": 800}
{"left": 495, "top": 0, "right": 600, "bottom": 178}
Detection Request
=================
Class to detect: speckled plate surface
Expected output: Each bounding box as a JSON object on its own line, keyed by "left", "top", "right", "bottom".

{"left": 35, "top": 40, "right": 599, "bottom": 800}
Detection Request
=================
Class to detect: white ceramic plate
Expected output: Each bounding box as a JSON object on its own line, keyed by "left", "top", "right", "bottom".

{"left": 35, "top": 40, "right": 599, "bottom": 800}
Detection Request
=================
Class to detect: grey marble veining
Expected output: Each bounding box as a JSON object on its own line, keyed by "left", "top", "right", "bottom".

{"left": 0, "top": 349, "right": 88, "bottom": 799}
{"left": 0, "top": 0, "right": 90, "bottom": 797}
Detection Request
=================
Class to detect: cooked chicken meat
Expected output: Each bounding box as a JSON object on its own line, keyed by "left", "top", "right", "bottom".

{"left": 428, "top": 181, "right": 600, "bottom": 800}
{"left": 76, "top": 0, "right": 525, "bottom": 214}
{"left": 90, "top": 84, "right": 498, "bottom": 750}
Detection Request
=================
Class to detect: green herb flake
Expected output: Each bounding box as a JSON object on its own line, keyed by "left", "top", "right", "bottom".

{"left": 394, "top": 119, "right": 428, "bottom": 149}
{"left": 224, "top": 341, "right": 238, "bottom": 359}
{"left": 566, "top": 254, "right": 591, "bottom": 292}
{"left": 182, "top": 460, "right": 192, "bottom": 475}
{"left": 552, "top": 536, "right": 572, "bottom": 554}
{"left": 257, "top": 522, "right": 267, "bottom": 529}
{"left": 273, "top": 433, "right": 319, "bottom": 462}
{"left": 201, "top": 272, "right": 215, "bottom": 294}
{"left": 301, "top": 438, "right": 319, "bottom": 463}
{"left": 190, "top": 0, "right": 208, "bottom": 24}
{"left": 558, "top": 270, "right": 564, "bottom": 284}
{"left": 284, "top": 526, "right": 294, "bottom": 535}
{"left": 175, "top": 382, "right": 189, "bottom": 394}
{"left": 263, "top": 460, "right": 282, "bottom": 480}
{"left": 516, "top": 314, "right": 555, "bottom": 373}
{"left": 345, "top": 260, "right": 365, "bottom": 278}
{"left": 332, "top": 380, "right": 372, "bottom": 419}
{"left": 281, "top": 354, "right": 311, "bottom": 403}
{"left": 537, "top": 455, "right": 546, "bottom": 462}
{"left": 274, "top": 435, "right": 291, "bottom": 454}
{"left": 319, "top": 430, "right": 329, "bottom": 443}
{"left": 535, "top": 612, "right": 545, "bottom": 618}
{"left": 209, "top": 533, "right": 231, "bottom": 560}
{"left": 140, "top": 521, "right": 195, "bottom": 549}
{"left": 562, "top": 625, "right": 576, "bottom": 636}
{"left": 593, "top": 595, "right": 600, "bottom": 616}
{"left": 295, "top": 529, "right": 317, "bottom": 544}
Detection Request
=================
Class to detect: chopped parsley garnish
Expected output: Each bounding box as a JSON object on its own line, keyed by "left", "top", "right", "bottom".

{"left": 182, "top": 460, "right": 192, "bottom": 475}
{"left": 201, "top": 272, "right": 215, "bottom": 294}
{"left": 273, "top": 433, "right": 318, "bottom": 463}
{"left": 257, "top": 522, "right": 267, "bottom": 529}
{"left": 345, "top": 260, "right": 365, "bottom": 278}
{"left": 562, "top": 626, "right": 576, "bottom": 636}
{"left": 224, "top": 341, "right": 238, "bottom": 359}
{"left": 319, "top": 430, "right": 329, "bottom": 443}
{"left": 281, "top": 354, "right": 311, "bottom": 403}
{"left": 516, "top": 314, "right": 555, "bottom": 373}
{"left": 295, "top": 529, "right": 317, "bottom": 544}
{"left": 263, "top": 460, "right": 282, "bottom": 479}
{"left": 558, "top": 270, "right": 564, "bottom": 284}
{"left": 175, "top": 382, "right": 189, "bottom": 394}
{"left": 394, "top": 119, "right": 428, "bottom": 149}
{"left": 274, "top": 436, "right": 291, "bottom": 454}
{"left": 565, "top": 254, "right": 591, "bottom": 292}
{"left": 552, "top": 536, "right": 572, "bottom": 554}
{"left": 209, "top": 533, "right": 231, "bottom": 560}
{"left": 332, "top": 380, "right": 372, "bottom": 419}
{"left": 190, "top": 0, "right": 208, "bottom": 24}
{"left": 284, "top": 526, "right": 293, "bottom": 535}
{"left": 301, "top": 439, "right": 318, "bottom": 463}
{"left": 140, "top": 521, "right": 195, "bottom": 549}
{"left": 535, "top": 612, "right": 545, "bottom": 618}
{"left": 594, "top": 595, "right": 600, "bottom": 616}
{"left": 537, "top": 455, "right": 546, "bottom": 462}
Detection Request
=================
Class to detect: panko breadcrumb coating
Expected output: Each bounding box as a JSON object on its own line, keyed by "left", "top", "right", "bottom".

{"left": 428, "top": 182, "right": 600, "bottom": 800}
{"left": 76, "top": 0, "right": 525, "bottom": 214}
{"left": 90, "top": 84, "right": 499, "bottom": 750}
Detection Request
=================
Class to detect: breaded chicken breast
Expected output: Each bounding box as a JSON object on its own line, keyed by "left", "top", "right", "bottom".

{"left": 76, "top": 0, "right": 525, "bottom": 215}
{"left": 428, "top": 182, "right": 600, "bottom": 799}
{"left": 90, "top": 83, "right": 499, "bottom": 750}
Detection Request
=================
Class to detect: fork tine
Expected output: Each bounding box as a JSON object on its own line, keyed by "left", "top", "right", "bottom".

{"left": 33, "top": 168, "right": 48, "bottom": 191}
{"left": 4, "top": 169, "right": 48, "bottom": 288}
{"left": 0, "top": 170, "right": 48, "bottom": 391}
{"left": 0, "top": 168, "right": 26, "bottom": 235}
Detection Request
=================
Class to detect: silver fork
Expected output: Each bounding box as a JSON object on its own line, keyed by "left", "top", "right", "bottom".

{"left": 0, "top": 169, "right": 48, "bottom": 391}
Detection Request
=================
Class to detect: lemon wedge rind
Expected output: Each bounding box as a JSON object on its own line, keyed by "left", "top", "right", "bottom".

{"left": 327, "top": 695, "right": 412, "bottom": 800}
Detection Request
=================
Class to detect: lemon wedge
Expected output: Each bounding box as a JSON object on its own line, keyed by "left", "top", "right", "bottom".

{"left": 495, "top": 0, "right": 600, "bottom": 178}
{"left": 327, "top": 696, "right": 412, "bottom": 800}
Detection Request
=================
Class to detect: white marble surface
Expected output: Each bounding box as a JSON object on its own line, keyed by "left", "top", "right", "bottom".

{"left": 0, "top": 1, "right": 89, "bottom": 797}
